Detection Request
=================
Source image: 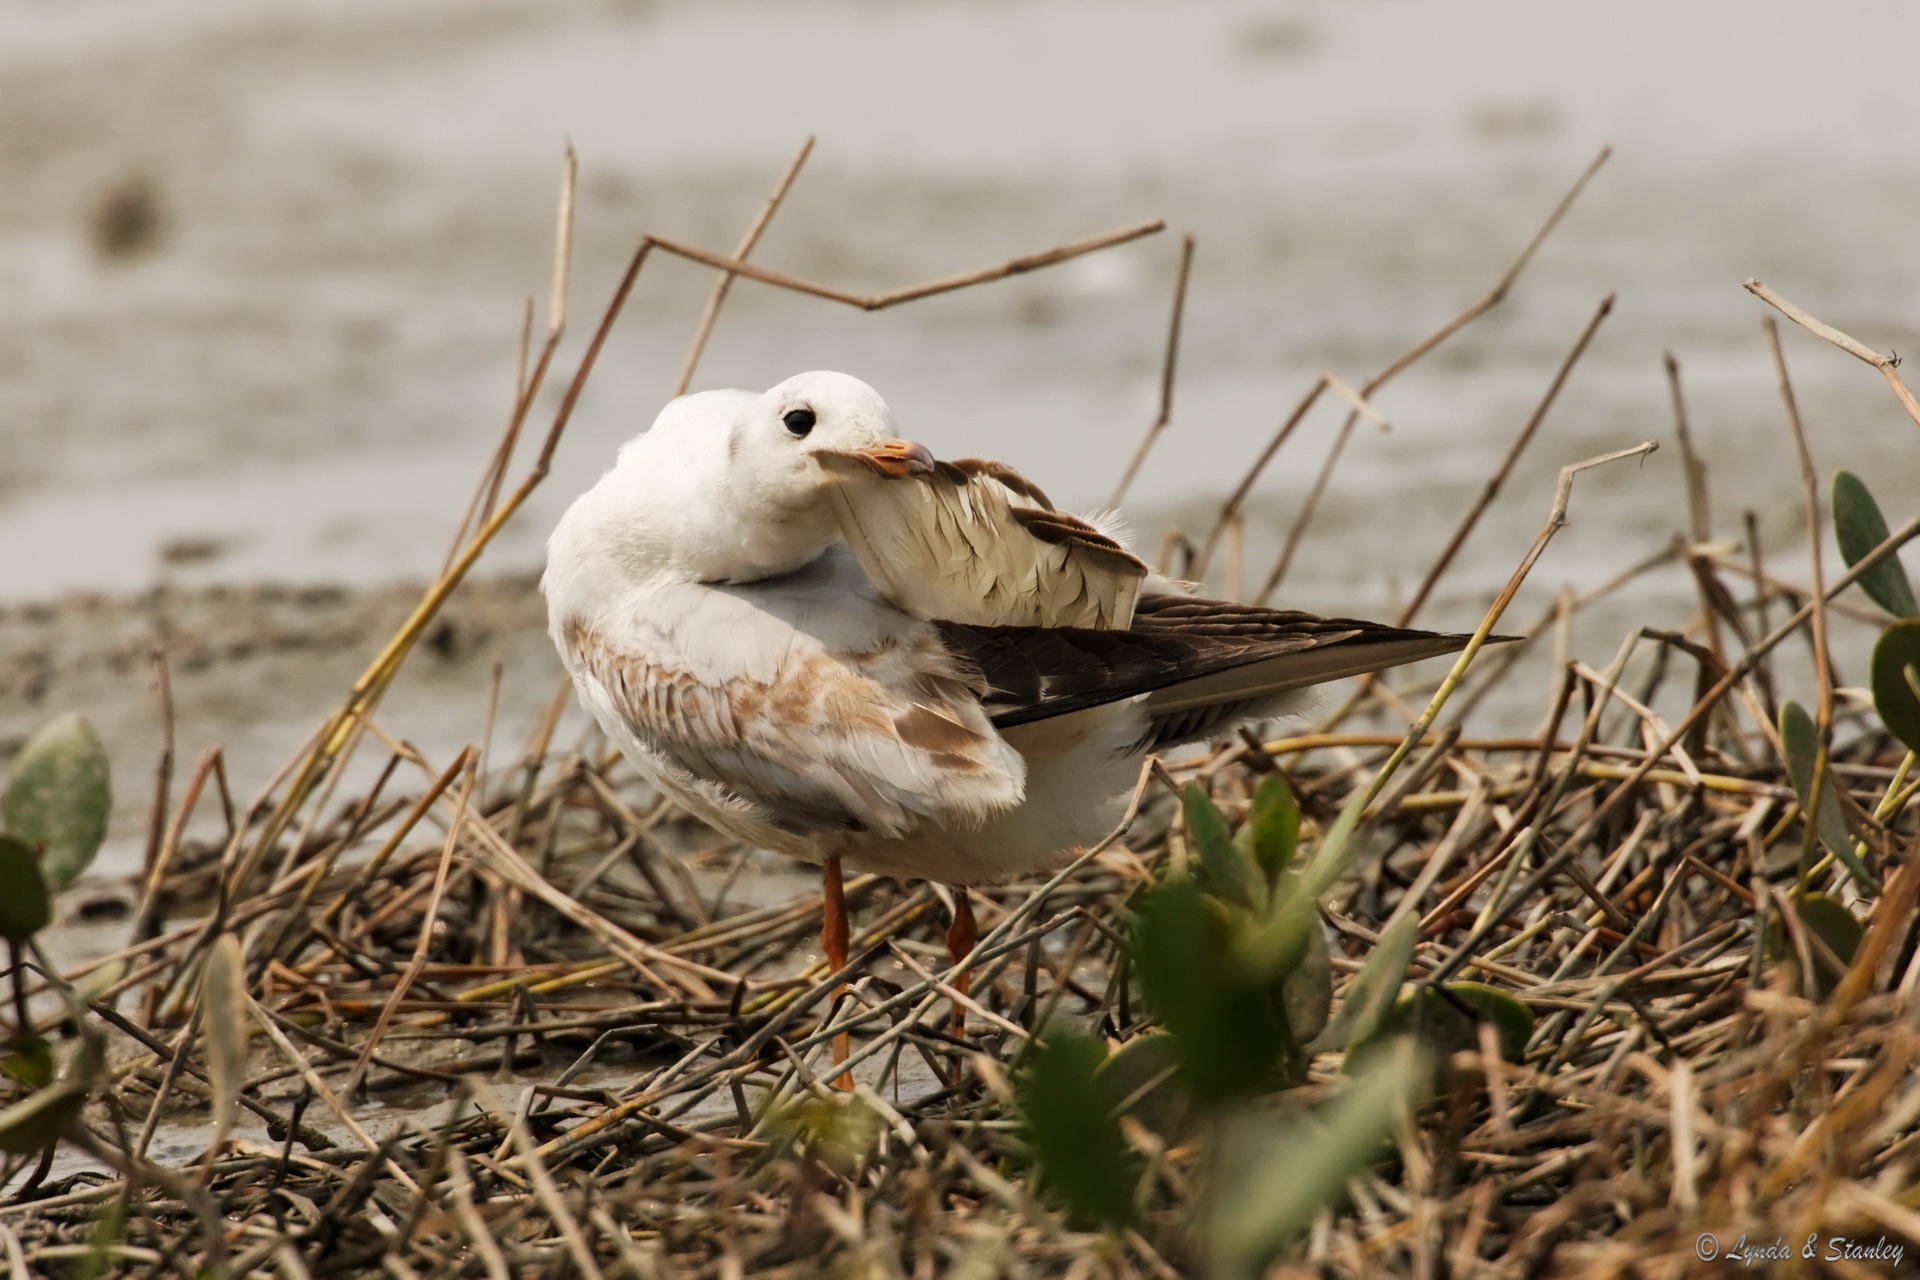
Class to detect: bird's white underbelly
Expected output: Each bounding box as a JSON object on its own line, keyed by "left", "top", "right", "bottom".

{"left": 833, "top": 700, "right": 1142, "bottom": 884}
{"left": 594, "top": 693, "right": 1144, "bottom": 886}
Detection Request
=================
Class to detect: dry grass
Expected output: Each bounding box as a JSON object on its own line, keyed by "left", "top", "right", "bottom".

{"left": 4, "top": 145, "right": 1920, "bottom": 1278}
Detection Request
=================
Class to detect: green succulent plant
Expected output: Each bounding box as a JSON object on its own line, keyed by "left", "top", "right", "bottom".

{"left": 1017, "top": 779, "right": 1527, "bottom": 1273}
{"left": 0, "top": 713, "right": 112, "bottom": 1170}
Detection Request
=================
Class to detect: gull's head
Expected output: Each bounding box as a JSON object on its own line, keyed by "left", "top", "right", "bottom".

{"left": 725, "top": 370, "right": 933, "bottom": 511}
{"left": 566, "top": 370, "right": 933, "bottom": 585}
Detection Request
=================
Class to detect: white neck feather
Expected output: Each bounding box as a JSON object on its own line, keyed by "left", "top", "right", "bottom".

{"left": 546, "top": 427, "right": 836, "bottom": 600}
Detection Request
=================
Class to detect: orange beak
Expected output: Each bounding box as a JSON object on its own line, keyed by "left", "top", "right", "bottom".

{"left": 859, "top": 438, "right": 936, "bottom": 478}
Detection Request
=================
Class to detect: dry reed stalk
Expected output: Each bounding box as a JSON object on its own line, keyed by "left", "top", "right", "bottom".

{"left": 1110, "top": 233, "right": 1197, "bottom": 508}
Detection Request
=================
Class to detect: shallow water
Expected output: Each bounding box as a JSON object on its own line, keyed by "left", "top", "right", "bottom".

{"left": 5, "top": 0, "right": 1920, "bottom": 912}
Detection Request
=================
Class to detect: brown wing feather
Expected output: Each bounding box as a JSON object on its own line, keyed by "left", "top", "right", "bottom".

{"left": 939, "top": 593, "right": 1497, "bottom": 730}
{"left": 815, "top": 449, "right": 1147, "bottom": 629}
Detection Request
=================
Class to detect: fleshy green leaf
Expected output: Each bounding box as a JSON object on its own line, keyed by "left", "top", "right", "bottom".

{"left": 765, "top": 1092, "right": 881, "bottom": 1176}
{"left": 73, "top": 958, "right": 126, "bottom": 1008}
{"left": 1764, "top": 892, "right": 1864, "bottom": 999}
{"left": 72, "top": 1195, "right": 129, "bottom": 1280}
{"left": 1183, "top": 786, "right": 1259, "bottom": 909}
{"left": 1134, "top": 880, "right": 1298, "bottom": 1100}
{"left": 200, "top": 933, "right": 248, "bottom": 1152}
{"left": 1237, "top": 774, "right": 1300, "bottom": 887}
{"left": 0, "top": 1038, "right": 54, "bottom": 1090}
{"left": 1353, "top": 982, "right": 1533, "bottom": 1073}
{"left": 1778, "top": 701, "right": 1878, "bottom": 891}
{"left": 1096, "top": 1033, "right": 1192, "bottom": 1139}
{"left": 0, "top": 836, "right": 51, "bottom": 943}
{"left": 1207, "top": 1038, "right": 1427, "bottom": 1279}
{"left": 1311, "top": 912, "right": 1419, "bottom": 1054}
{"left": 1240, "top": 785, "right": 1371, "bottom": 980}
{"left": 1872, "top": 622, "right": 1920, "bottom": 755}
{"left": 1016, "top": 1028, "right": 1139, "bottom": 1230}
{"left": 3, "top": 713, "right": 111, "bottom": 891}
{"left": 1302, "top": 783, "right": 1369, "bottom": 901}
{"left": 1834, "top": 470, "right": 1918, "bottom": 619}
{"left": 0, "top": 1055, "right": 89, "bottom": 1159}
{"left": 1280, "top": 903, "right": 1333, "bottom": 1047}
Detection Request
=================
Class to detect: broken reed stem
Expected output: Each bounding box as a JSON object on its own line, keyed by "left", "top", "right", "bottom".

{"left": 1110, "top": 233, "right": 1197, "bottom": 508}
{"left": 1192, "top": 374, "right": 1329, "bottom": 577}
{"left": 1764, "top": 317, "right": 1835, "bottom": 732}
{"left": 1350, "top": 441, "right": 1659, "bottom": 819}
{"left": 1765, "top": 315, "right": 1839, "bottom": 895}
{"left": 646, "top": 218, "right": 1164, "bottom": 312}
{"left": 235, "top": 234, "right": 627, "bottom": 892}
{"left": 139, "top": 648, "right": 175, "bottom": 935}
{"left": 1397, "top": 294, "right": 1615, "bottom": 628}
{"left": 441, "top": 146, "right": 578, "bottom": 579}
{"left": 673, "top": 136, "right": 815, "bottom": 396}
{"left": 129, "top": 745, "right": 219, "bottom": 949}
{"left": 1315, "top": 293, "right": 1619, "bottom": 728}
{"left": 1746, "top": 276, "right": 1920, "bottom": 434}
{"left": 339, "top": 759, "right": 475, "bottom": 1097}
{"left": 1256, "top": 146, "right": 1611, "bottom": 603}
{"left": 1664, "top": 352, "right": 1712, "bottom": 545}
{"left": 489, "top": 142, "right": 577, "bottom": 527}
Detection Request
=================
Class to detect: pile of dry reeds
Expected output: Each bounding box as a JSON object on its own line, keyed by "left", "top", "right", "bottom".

{"left": 4, "top": 143, "right": 1919, "bottom": 1278}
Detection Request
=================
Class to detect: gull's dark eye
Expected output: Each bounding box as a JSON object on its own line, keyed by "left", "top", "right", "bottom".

{"left": 782, "top": 407, "right": 816, "bottom": 437}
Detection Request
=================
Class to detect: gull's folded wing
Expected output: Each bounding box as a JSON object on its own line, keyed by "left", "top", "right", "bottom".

{"left": 816, "top": 451, "right": 1147, "bottom": 630}
{"left": 556, "top": 599, "right": 1027, "bottom": 841}
{"left": 938, "top": 593, "right": 1495, "bottom": 738}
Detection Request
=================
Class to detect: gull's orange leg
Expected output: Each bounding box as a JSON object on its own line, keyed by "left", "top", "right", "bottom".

{"left": 821, "top": 855, "right": 853, "bottom": 1089}
{"left": 944, "top": 889, "right": 978, "bottom": 1041}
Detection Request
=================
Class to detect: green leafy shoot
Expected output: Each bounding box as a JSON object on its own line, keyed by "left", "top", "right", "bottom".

{"left": 1763, "top": 892, "right": 1864, "bottom": 999}
{"left": 0, "top": 1038, "right": 53, "bottom": 1091}
{"left": 1235, "top": 774, "right": 1300, "bottom": 888}
{"left": 3, "top": 713, "right": 111, "bottom": 892}
{"left": 1778, "top": 700, "right": 1878, "bottom": 892}
{"left": 1311, "top": 911, "right": 1419, "bottom": 1054}
{"left": 1207, "top": 1038, "right": 1427, "bottom": 1279}
{"left": 1239, "top": 783, "right": 1369, "bottom": 980}
{"left": 764, "top": 1092, "right": 882, "bottom": 1178}
{"left": 1277, "top": 882, "right": 1334, "bottom": 1048}
{"left": 1833, "top": 470, "right": 1918, "bottom": 619}
{"left": 0, "top": 1047, "right": 92, "bottom": 1157}
{"left": 1015, "top": 1028, "right": 1140, "bottom": 1231}
{"left": 1133, "top": 786, "right": 1339, "bottom": 1101}
{"left": 0, "top": 836, "right": 51, "bottom": 944}
{"left": 1871, "top": 621, "right": 1920, "bottom": 755}
{"left": 1183, "top": 786, "right": 1261, "bottom": 909}
{"left": 1133, "top": 879, "right": 1299, "bottom": 1100}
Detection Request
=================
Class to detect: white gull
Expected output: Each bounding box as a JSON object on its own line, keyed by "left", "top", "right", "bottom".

{"left": 543, "top": 371, "right": 1477, "bottom": 1065}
